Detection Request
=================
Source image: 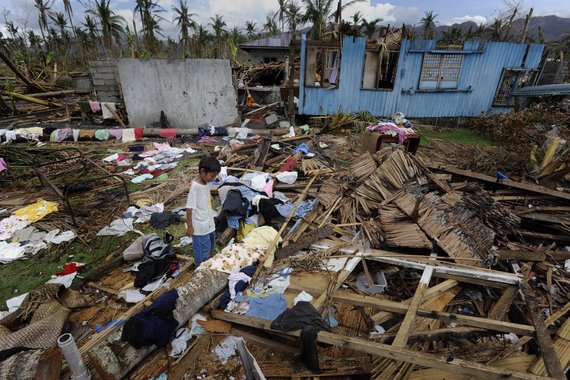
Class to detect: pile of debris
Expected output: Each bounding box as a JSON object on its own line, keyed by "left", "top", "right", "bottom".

{"left": 1, "top": 119, "right": 570, "bottom": 380}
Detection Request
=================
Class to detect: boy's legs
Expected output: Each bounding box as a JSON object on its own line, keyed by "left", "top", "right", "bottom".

{"left": 193, "top": 233, "right": 212, "bottom": 266}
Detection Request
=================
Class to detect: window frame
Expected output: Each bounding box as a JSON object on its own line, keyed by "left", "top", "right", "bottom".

{"left": 419, "top": 53, "right": 464, "bottom": 90}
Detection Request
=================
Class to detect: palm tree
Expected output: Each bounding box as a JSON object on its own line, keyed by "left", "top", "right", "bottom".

{"left": 34, "top": 0, "right": 53, "bottom": 46}
{"left": 209, "top": 14, "right": 226, "bottom": 58}
{"left": 351, "top": 11, "right": 362, "bottom": 27}
{"left": 172, "top": 0, "right": 197, "bottom": 56}
{"left": 229, "top": 26, "right": 245, "bottom": 44}
{"left": 135, "top": 0, "right": 165, "bottom": 53}
{"left": 88, "top": 0, "right": 126, "bottom": 55}
{"left": 440, "top": 27, "right": 463, "bottom": 45}
{"left": 49, "top": 11, "right": 68, "bottom": 43}
{"left": 360, "top": 17, "right": 382, "bottom": 39}
{"left": 83, "top": 14, "right": 100, "bottom": 43}
{"left": 275, "top": 0, "right": 288, "bottom": 32}
{"left": 286, "top": 1, "right": 304, "bottom": 34}
{"left": 420, "top": 10, "right": 438, "bottom": 39}
{"left": 193, "top": 24, "right": 211, "bottom": 57}
{"left": 302, "top": 0, "right": 365, "bottom": 40}
{"left": 245, "top": 21, "right": 258, "bottom": 40}
{"left": 263, "top": 14, "right": 278, "bottom": 36}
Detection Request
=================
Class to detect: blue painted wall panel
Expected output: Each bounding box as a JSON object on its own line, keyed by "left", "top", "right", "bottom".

{"left": 299, "top": 36, "right": 545, "bottom": 117}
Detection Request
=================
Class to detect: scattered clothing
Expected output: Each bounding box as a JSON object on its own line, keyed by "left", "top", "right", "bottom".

{"left": 276, "top": 200, "right": 314, "bottom": 219}
{"left": 14, "top": 199, "right": 58, "bottom": 223}
{"left": 218, "top": 265, "right": 256, "bottom": 309}
{"left": 97, "top": 218, "right": 135, "bottom": 236}
{"left": 271, "top": 301, "right": 332, "bottom": 372}
{"left": 108, "top": 129, "right": 123, "bottom": 140}
{"left": 150, "top": 211, "right": 181, "bottom": 229}
{"left": 121, "top": 289, "right": 179, "bottom": 348}
{"left": 213, "top": 336, "right": 240, "bottom": 364}
{"left": 94, "top": 129, "right": 110, "bottom": 141}
{"left": 132, "top": 173, "right": 153, "bottom": 183}
{"left": 0, "top": 157, "right": 7, "bottom": 172}
{"left": 134, "top": 128, "right": 144, "bottom": 140}
{"left": 123, "top": 129, "right": 136, "bottom": 142}
{"left": 89, "top": 100, "right": 101, "bottom": 112}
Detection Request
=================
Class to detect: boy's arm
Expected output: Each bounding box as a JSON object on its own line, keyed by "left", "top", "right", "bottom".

{"left": 186, "top": 208, "right": 193, "bottom": 236}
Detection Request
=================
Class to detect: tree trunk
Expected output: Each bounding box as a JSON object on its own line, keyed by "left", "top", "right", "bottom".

{"left": 89, "top": 269, "right": 228, "bottom": 379}
{"left": 0, "top": 42, "right": 46, "bottom": 92}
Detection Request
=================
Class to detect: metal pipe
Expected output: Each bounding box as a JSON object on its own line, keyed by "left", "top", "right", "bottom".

{"left": 58, "top": 333, "right": 91, "bottom": 380}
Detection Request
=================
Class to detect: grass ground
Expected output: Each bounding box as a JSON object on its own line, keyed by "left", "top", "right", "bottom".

{"left": 414, "top": 124, "right": 494, "bottom": 147}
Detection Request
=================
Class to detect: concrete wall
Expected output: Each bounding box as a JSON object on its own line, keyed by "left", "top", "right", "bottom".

{"left": 89, "top": 60, "right": 122, "bottom": 103}
{"left": 117, "top": 59, "right": 238, "bottom": 129}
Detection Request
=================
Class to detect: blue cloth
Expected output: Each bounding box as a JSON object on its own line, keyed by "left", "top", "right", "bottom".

{"left": 244, "top": 293, "right": 288, "bottom": 321}
{"left": 293, "top": 143, "right": 310, "bottom": 154}
{"left": 218, "top": 265, "right": 257, "bottom": 309}
{"left": 236, "top": 186, "right": 257, "bottom": 203}
{"left": 275, "top": 200, "right": 314, "bottom": 218}
{"left": 226, "top": 215, "right": 241, "bottom": 230}
{"left": 193, "top": 231, "right": 215, "bottom": 266}
{"left": 121, "top": 289, "right": 179, "bottom": 348}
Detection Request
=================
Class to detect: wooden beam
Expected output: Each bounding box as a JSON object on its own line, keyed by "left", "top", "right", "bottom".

{"left": 520, "top": 281, "right": 565, "bottom": 379}
{"left": 392, "top": 255, "right": 436, "bottom": 347}
{"left": 332, "top": 292, "right": 535, "bottom": 336}
{"left": 487, "top": 302, "right": 570, "bottom": 365}
{"left": 371, "top": 327, "right": 495, "bottom": 344}
{"left": 371, "top": 279, "right": 459, "bottom": 323}
{"left": 211, "top": 310, "right": 548, "bottom": 380}
{"left": 488, "top": 286, "right": 519, "bottom": 321}
{"left": 498, "top": 250, "right": 546, "bottom": 262}
{"left": 310, "top": 242, "right": 522, "bottom": 286}
{"left": 429, "top": 165, "right": 570, "bottom": 201}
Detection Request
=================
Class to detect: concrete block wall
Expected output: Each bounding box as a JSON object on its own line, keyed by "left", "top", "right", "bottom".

{"left": 89, "top": 60, "right": 122, "bottom": 103}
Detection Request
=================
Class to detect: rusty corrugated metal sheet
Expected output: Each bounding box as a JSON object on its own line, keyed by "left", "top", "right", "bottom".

{"left": 299, "top": 36, "right": 545, "bottom": 117}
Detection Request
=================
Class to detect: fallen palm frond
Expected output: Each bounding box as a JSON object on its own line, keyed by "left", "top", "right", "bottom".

{"left": 361, "top": 218, "right": 384, "bottom": 248}
{"left": 379, "top": 205, "right": 432, "bottom": 250}
{"left": 350, "top": 151, "right": 378, "bottom": 182}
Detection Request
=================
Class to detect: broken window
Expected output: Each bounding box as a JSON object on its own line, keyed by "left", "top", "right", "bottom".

{"left": 419, "top": 53, "right": 463, "bottom": 90}
{"left": 493, "top": 69, "right": 524, "bottom": 106}
{"left": 304, "top": 47, "right": 341, "bottom": 88}
{"left": 362, "top": 49, "right": 400, "bottom": 90}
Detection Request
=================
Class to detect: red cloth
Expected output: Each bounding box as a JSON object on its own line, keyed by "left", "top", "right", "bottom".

{"left": 279, "top": 156, "right": 298, "bottom": 172}
{"left": 159, "top": 128, "right": 177, "bottom": 140}
{"left": 56, "top": 262, "right": 79, "bottom": 276}
{"left": 134, "top": 128, "right": 144, "bottom": 140}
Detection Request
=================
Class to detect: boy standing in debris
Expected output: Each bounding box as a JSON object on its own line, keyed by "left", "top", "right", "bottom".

{"left": 186, "top": 156, "right": 221, "bottom": 266}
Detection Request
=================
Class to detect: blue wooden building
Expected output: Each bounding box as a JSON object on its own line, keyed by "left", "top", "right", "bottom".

{"left": 298, "top": 35, "right": 544, "bottom": 117}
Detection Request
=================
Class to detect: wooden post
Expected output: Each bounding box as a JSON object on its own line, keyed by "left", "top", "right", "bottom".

{"left": 288, "top": 34, "right": 296, "bottom": 123}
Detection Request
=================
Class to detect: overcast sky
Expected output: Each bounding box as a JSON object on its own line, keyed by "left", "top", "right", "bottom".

{"left": 0, "top": 0, "right": 569, "bottom": 39}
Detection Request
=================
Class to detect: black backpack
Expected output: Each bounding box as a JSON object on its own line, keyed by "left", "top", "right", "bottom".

{"left": 222, "top": 189, "right": 249, "bottom": 217}
{"left": 142, "top": 232, "right": 175, "bottom": 263}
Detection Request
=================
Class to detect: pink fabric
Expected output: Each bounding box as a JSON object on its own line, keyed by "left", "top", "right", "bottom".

{"left": 367, "top": 122, "right": 409, "bottom": 144}
{"left": 89, "top": 100, "right": 101, "bottom": 112}
{"left": 108, "top": 129, "right": 123, "bottom": 140}
{"left": 0, "top": 158, "right": 7, "bottom": 173}
{"left": 263, "top": 179, "right": 274, "bottom": 198}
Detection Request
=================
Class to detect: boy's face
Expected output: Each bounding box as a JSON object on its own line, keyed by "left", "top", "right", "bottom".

{"left": 199, "top": 170, "right": 218, "bottom": 183}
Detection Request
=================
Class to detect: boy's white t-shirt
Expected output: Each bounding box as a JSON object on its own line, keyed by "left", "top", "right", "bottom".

{"left": 186, "top": 180, "right": 215, "bottom": 236}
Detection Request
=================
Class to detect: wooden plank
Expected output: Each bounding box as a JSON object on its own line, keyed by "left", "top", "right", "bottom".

{"left": 429, "top": 165, "right": 570, "bottom": 201}
{"left": 371, "top": 327, "right": 494, "bottom": 344}
{"left": 371, "top": 279, "right": 459, "bottom": 323}
{"left": 521, "top": 281, "right": 565, "bottom": 379}
{"left": 168, "top": 334, "right": 210, "bottom": 380}
{"left": 211, "top": 310, "right": 548, "bottom": 380}
{"left": 392, "top": 256, "right": 436, "bottom": 347}
{"left": 488, "top": 286, "right": 519, "bottom": 321}
{"left": 488, "top": 302, "right": 570, "bottom": 365}
{"left": 332, "top": 293, "right": 535, "bottom": 335}
{"left": 498, "top": 250, "right": 546, "bottom": 262}
{"left": 232, "top": 328, "right": 298, "bottom": 355}
{"left": 310, "top": 243, "right": 522, "bottom": 286}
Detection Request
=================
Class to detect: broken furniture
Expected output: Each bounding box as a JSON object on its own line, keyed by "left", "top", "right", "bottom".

{"left": 33, "top": 147, "right": 129, "bottom": 226}
{"left": 362, "top": 130, "right": 420, "bottom": 155}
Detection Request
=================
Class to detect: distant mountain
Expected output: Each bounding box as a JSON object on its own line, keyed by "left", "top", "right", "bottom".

{"left": 413, "top": 15, "right": 570, "bottom": 42}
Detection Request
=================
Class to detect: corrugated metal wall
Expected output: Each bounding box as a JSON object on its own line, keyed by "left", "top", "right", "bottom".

{"left": 299, "top": 36, "right": 544, "bottom": 117}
